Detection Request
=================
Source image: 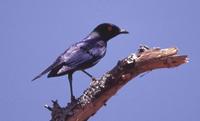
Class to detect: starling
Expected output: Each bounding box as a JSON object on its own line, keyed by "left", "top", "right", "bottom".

{"left": 32, "top": 23, "right": 128, "bottom": 102}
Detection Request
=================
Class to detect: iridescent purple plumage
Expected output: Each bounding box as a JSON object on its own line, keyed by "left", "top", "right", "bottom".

{"left": 32, "top": 23, "right": 128, "bottom": 102}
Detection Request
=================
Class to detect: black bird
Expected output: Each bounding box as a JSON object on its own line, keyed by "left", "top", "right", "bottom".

{"left": 32, "top": 23, "right": 128, "bottom": 102}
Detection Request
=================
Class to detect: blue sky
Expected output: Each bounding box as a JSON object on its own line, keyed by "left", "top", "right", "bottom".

{"left": 1, "top": 0, "right": 199, "bottom": 121}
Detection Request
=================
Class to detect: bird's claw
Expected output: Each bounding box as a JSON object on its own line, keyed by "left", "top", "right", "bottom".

{"left": 71, "top": 96, "right": 77, "bottom": 103}
{"left": 92, "top": 77, "right": 97, "bottom": 81}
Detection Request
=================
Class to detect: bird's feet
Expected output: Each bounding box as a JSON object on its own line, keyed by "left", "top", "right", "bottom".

{"left": 92, "top": 77, "right": 97, "bottom": 81}
{"left": 71, "top": 96, "right": 77, "bottom": 103}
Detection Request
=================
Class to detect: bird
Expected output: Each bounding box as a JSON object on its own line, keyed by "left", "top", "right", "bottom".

{"left": 32, "top": 23, "right": 129, "bottom": 102}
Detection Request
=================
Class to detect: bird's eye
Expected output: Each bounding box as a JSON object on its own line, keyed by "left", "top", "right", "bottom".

{"left": 107, "top": 26, "right": 113, "bottom": 32}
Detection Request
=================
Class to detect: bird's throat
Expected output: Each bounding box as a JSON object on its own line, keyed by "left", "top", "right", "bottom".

{"left": 86, "top": 32, "right": 101, "bottom": 40}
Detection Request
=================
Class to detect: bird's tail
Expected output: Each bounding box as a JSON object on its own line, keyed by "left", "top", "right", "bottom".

{"left": 31, "top": 65, "right": 54, "bottom": 81}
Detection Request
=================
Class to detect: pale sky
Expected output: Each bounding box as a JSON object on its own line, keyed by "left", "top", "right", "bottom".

{"left": 0, "top": 0, "right": 199, "bottom": 121}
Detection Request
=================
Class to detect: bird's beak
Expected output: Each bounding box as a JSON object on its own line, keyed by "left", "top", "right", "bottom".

{"left": 120, "top": 29, "right": 129, "bottom": 34}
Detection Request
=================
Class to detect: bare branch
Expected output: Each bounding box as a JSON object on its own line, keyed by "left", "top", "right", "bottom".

{"left": 48, "top": 46, "right": 188, "bottom": 121}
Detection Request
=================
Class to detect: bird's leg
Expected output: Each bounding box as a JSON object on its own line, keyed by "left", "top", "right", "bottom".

{"left": 81, "top": 70, "right": 97, "bottom": 81}
{"left": 68, "top": 73, "right": 76, "bottom": 102}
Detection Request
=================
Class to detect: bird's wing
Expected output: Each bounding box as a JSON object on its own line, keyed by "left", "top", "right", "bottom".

{"left": 56, "top": 40, "right": 106, "bottom": 75}
{"left": 32, "top": 40, "right": 106, "bottom": 80}
{"left": 31, "top": 42, "right": 84, "bottom": 81}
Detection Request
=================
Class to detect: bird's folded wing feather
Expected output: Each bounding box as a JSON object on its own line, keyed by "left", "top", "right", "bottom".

{"left": 57, "top": 41, "right": 106, "bottom": 74}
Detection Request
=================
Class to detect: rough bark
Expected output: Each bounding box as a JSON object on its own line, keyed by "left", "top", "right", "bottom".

{"left": 45, "top": 46, "right": 188, "bottom": 121}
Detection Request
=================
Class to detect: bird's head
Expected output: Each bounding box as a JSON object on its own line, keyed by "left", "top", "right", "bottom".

{"left": 92, "top": 23, "right": 129, "bottom": 41}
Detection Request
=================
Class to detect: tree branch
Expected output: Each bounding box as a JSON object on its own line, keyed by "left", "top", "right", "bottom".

{"left": 46, "top": 46, "right": 188, "bottom": 121}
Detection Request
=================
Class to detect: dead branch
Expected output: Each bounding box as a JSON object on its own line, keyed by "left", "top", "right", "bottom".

{"left": 46, "top": 46, "right": 188, "bottom": 121}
